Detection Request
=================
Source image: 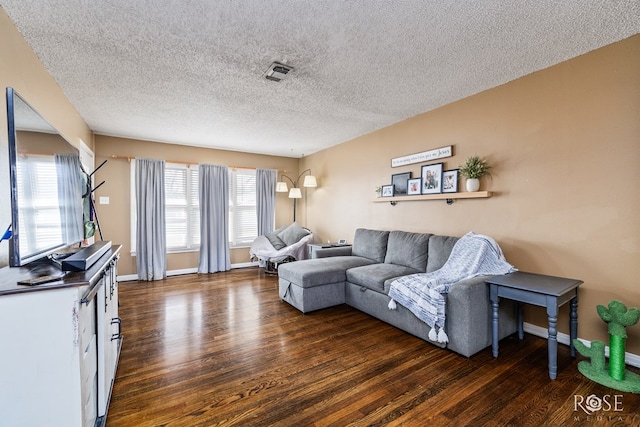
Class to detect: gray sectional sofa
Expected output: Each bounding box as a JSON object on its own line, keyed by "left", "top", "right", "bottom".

{"left": 277, "top": 228, "right": 517, "bottom": 357}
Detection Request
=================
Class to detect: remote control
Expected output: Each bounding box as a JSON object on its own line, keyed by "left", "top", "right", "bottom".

{"left": 17, "top": 274, "right": 65, "bottom": 286}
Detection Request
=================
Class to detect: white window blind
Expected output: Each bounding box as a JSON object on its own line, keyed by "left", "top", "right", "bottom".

{"left": 229, "top": 168, "right": 257, "bottom": 247}
{"left": 164, "top": 163, "right": 199, "bottom": 251}
{"left": 189, "top": 167, "right": 200, "bottom": 247}
{"left": 16, "top": 155, "right": 62, "bottom": 255}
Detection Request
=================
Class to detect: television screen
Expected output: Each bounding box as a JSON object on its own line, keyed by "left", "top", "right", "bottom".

{"left": 6, "top": 87, "right": 84, "bottom": 266}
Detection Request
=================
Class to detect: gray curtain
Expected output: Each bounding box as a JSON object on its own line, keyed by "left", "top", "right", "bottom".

{"left": 54, "top": 153, "right": 84, "bottom": 244}
{"left": 198, "top": 164, "right": 230, "bottom": 273}
{"left": 135, "top": 158, "right": 166, "bottom": 281}
{"left": 256, "top": 168, "right": 277, "bottom": 236}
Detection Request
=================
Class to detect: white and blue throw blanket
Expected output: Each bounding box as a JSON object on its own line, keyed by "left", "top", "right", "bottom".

{"left": 388, "top": 232, "right": 516, "bottom": 344}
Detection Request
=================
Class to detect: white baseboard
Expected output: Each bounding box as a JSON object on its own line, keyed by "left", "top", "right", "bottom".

{"left": 232, "top": 261, "right": 260, "bottom": 269}
{"left": 117, "top": 261, "right": 260, "bottom": 282}
{"left": 523, "top": 322, "right": 640, "bottom": 368}
{"left": 167, "top": 268, "right": 198, "bottom": 277}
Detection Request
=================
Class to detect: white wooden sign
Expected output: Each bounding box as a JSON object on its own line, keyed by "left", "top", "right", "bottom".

{"left": 391, "top": 145, "right": 453, "bottom": 167}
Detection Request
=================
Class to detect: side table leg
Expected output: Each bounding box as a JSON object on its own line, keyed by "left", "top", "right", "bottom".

{"left": 570, "top": 294, "right": 578, "bottom": 357}
{"left": 547, "top": 300, "right": 559, "bottom": 380}
{"left": 517, "top": 302, "right": 524, "bottom": 340}
{"left": 491, "top": 290, "right": 499, "bottom": 358}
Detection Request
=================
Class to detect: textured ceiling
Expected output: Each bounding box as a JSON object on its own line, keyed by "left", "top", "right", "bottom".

{"left": 2, "top": 1, "right": 639, "bottom": 158}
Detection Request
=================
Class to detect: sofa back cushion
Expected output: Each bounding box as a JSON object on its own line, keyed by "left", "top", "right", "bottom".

{"left": 426, "top": 234, "right": 459, "bottom": 272}
{"left": 384, "top": 231, "right": 431, "bottom": 271}
{"left": 352, "top": 228, "right": 390, "bottom": 263}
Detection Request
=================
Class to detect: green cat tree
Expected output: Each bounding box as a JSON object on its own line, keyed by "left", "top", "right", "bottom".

{"left": 573, "top": 300, "right": 640, "bottom": 393}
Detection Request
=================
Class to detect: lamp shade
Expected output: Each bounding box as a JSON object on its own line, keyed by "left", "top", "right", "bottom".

{"left": 289, "top": 187, "right": 302, "bottom": 199}
{"left": 303, "top": 175, "right": 317, "bottom": 187}
{"left": 276, "top": 181, "right": 288, "bottom": 192}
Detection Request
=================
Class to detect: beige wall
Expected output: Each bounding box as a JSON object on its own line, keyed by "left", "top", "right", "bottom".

{"left": 0, "top": 7, "right": 93, "bottom": 266}
{"left": 93, "top": 136, "right": 300, "bottom": 276}
{"left": 300, "top": 35, "right": 640, "bottom": 354}
{"left": 0, "top": 10, "right": 93, "bottom": 150}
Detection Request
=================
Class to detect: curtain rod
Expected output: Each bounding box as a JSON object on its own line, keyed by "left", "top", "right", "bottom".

{"left": 108, "top": 155, "right": 286, "bottom": 172}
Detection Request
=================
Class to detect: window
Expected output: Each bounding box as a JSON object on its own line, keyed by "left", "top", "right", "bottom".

{"left": 16, "top": 155, "right": 62, "bottom": 254}
{"left": 130, "top": 163, "right": 258, "bottom": 253}
{"left": 164, "top": 164, "right": 199, "bottom": 251}
{"left": 229, "top": 168, "right": 257, "bottom": 247}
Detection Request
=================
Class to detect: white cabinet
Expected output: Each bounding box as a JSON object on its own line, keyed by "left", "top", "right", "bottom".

{"left": 0, "top": 246, "right": 121, "bottom": 427}
{"left": 0, "top": 284, "right": 97, "bottom": 427}
{"left": 80, "top": 295, "right": 99, "bottom": 427}
{"left": 97, "top": 257, "right": 121, "bottom": 417}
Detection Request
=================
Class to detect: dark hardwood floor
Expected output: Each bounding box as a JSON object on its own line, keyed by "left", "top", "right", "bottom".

{"left": 107, "top": 268, "right": 640, "bottom": 426}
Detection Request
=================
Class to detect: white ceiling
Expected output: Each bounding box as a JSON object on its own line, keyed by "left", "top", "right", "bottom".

{"left": 2, "top": 1, "right": 639, "bottom": 158}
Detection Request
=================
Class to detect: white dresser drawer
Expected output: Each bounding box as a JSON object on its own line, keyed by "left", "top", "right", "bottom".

{"left": 81, "top": 334, "right": 97, "bottom": 394}
{"left": 82, "top": 372, "right": 97, "bottom": 427}
{"left": 78, "top": 297, "right": 96, "bottom": 348}
{"left": 81, "top": 332, "right": 97, "bottom": 427}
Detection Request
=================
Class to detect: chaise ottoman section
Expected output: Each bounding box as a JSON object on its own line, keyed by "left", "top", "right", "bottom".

{"left": 278, "top": 256, "right": 375, "bottom": 313}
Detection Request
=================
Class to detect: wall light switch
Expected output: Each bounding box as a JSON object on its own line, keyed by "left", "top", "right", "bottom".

{"left": 99, "top": 196, "right": 110, "bottom": 205}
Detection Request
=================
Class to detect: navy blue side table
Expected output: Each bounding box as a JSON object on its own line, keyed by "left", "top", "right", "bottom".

{"left": 486, "top": 271, "right": 583, "bottom": 380}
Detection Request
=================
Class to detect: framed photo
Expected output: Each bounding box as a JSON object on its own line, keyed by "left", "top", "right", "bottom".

{"left": 442, "top": 169, "right": 459, "bottom": 193}
{"left": 421, "top": 163, "right": 443, "bottom": 194}
{"left": 407, "top": 178, "right": 422, "bottom": 195}
{"left": 381, "top": 184, "right": 394, "bottom": 197}
{"left": 391, "top": 172, "right": 411, "bottom": 196}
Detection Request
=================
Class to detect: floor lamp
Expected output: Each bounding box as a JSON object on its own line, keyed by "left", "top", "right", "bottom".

{"left": 276, "top": 169, "right": 317, "bottom": 222}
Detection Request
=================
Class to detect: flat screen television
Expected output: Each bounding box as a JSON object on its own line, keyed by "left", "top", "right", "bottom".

{"left": 6, "top": 87, "right": 84, "bottom": 266}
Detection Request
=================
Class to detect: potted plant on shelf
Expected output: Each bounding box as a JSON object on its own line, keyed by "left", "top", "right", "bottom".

{"left": 459, "top": 155, "right": 492, "bottom": 192}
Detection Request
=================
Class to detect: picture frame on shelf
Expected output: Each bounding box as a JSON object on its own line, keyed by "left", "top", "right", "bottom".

{"left": 407, "top": 178, "right": 422, "bottom": 195}
{"left": 381, "top": 184, "right": 395, "bottom": 197}
{"left": 391, "top": 172, "right": 411, "bottom": 196}
{"left": 421, "top": 163, "right": 443, "bottom": 194}
{"left": 442, "top": 169, "right": 459, "bottom": 193}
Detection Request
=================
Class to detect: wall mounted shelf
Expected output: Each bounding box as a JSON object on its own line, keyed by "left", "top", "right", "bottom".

{"left": 373, "top": 191, "right": 492, "bottom": 205}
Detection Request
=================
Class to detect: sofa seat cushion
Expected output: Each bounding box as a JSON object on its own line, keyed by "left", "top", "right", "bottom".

{"left": 278, "top": 256, "right": 374, "bottom": 288}
{"left": 384, "top": 230, "right": 431, "bottom": 270}
{"left": 346, "top": 263, "right": 421, "bottom": 294}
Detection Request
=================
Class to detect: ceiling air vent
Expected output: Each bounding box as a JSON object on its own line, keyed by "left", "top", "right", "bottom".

{"left": 264, "top": 62, "right": 293, "bottom": 82}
